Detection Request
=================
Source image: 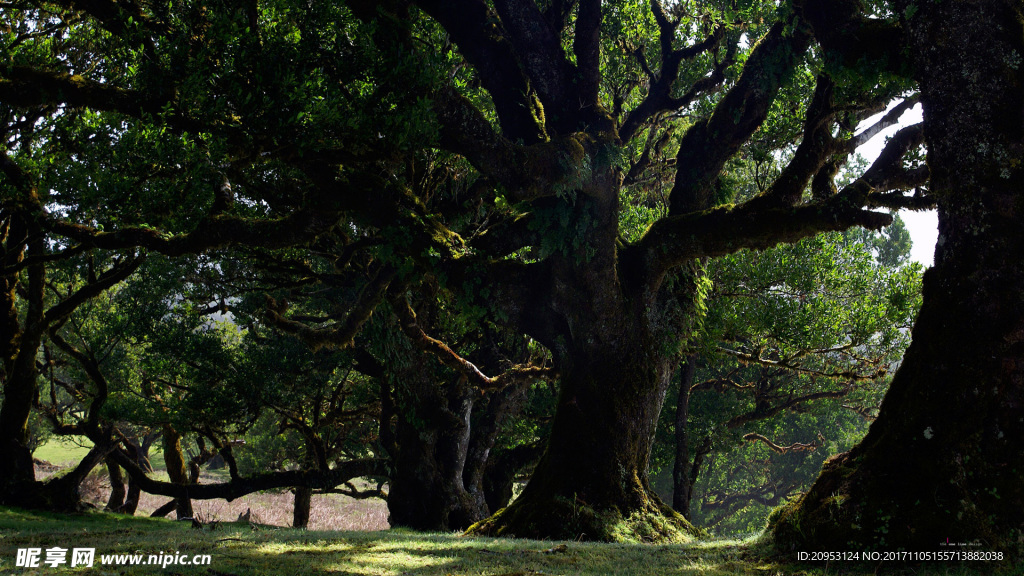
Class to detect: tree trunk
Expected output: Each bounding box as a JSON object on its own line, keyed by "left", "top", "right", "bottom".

{"left": 0, "top": 214, "right": 45, "bottom": 501}
{"left": 387, "top": 356, "right": 485, "bottom": 531}
{"left": 105, "top": 456, "right": 127, "bottom": 511}
{"left": 470, "top": 343, "right": 700, "bottom": 541}
{"left": 770, "top": 0, "right": 1024, "bottom": 554}
{"left": 293, "top": 486, "right": 313, "bottom": 528}
{"left": 672, "top": 358, "right": 696, "bottom": 517}
{"left": 162, "top": 425, "right": 193, "bottom": 519}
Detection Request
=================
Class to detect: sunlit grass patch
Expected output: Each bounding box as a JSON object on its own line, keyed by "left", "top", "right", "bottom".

{"left": 0, "top": 507, "right": 1005, "bottom": 575}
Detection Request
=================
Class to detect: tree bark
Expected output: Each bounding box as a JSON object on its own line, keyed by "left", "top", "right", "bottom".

{"left": 672, "top": 358, "right": 696, "bottom": 517}
{"left": 105, "top": 456, "right": 126, "bottom": 511}
{"left": 387, "top": 351, "right": 485, "bottom": 531}
{"left": 293, "top": 486, "right": 312, "bottom": 528}
{"left": 162, "top": 425, "right": 193, "bottom": 519}
{"left": 770, "top": 0, "right": 1024, "bottom": 554}
{"left": 470, "top": 341, "right": 700, "bottom": 541}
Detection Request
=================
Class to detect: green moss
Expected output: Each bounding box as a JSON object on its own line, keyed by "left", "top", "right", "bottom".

{"left": 468, "top": 494, "right": 701, "bottom": 544}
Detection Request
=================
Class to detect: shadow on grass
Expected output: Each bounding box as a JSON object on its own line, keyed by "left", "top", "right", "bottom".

{"left": 0, "top": 507, "right": 1008, "bottom": 576}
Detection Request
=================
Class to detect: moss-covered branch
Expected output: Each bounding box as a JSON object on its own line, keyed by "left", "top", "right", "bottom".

{"left": 414, "top": 0, "right": 545, "bottom": 143}
{"left": 668, "top": 17, "right": 813, "bottom": 214}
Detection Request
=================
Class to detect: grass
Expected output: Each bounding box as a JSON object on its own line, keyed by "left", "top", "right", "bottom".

{"left": 32, "top": 438, "right": 98, "bottom": 467}
{"left": 19, "top": 443, "right": 1014, "bottom": 575}
{"left": 0, "top": 506, "right": 1012, "bottom": 576}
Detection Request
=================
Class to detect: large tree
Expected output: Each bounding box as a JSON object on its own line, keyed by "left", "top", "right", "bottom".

{"left": 770, "top": 0, "right": 1024, "bottom": 554}
{"left": 2, "top": 0, "right": 933, "bottom": 539}
{"left": 402, "top": 0, "right": 927, "bottom": 540}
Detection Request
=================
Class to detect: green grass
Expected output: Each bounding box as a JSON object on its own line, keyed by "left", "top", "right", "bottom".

{"left": 32, "top": 438, "right": 95, "bottom": 466}
{"left": 0, "top": 507, "right": 1011, "bottom": 575}
{"left": 33, "top": 437, "right": 168, "bottom": 471}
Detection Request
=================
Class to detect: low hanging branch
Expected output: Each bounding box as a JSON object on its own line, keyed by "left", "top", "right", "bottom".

{"left": 393, "top": 296, "right": 556, "bottom": 392}
{"left": 109, "top": 448, "right": 388, "bottom": 502}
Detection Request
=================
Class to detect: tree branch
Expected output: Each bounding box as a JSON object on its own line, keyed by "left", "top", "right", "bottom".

{"left": 392, "top": 296, "right": 555, "bottom": 391}
{"left": 619, "top": 4, "right": 727, "bottom": 142}
{"left": 742, "top": 432, "right": 821, "bottom": 454}
{"left": 265, "top": 265, "right": 397, "bottom": 352}
{"left": 110, "top": 448, "right": 388, "bottom": 501}
{"left": 491, "top": 0, "right": 579, "bottom": 131}
{"left": 415, "top": 0, "right": 544, "bottom": 142}
{"left": 668, "top": 17, "right": 813, "bottom": 214}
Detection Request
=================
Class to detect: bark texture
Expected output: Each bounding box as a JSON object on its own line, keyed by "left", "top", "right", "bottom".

{"left": 770, "top": 0, "right": 1024, "bottom": 553}
{"left": 293, "top": 486, "right": 312, "bottom": 528}
{"left": 386, "top": 360, "right": 485, "bottom": 531}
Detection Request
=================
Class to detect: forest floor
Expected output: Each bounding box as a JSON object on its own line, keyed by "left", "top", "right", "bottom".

{"left": 0, "top": 506, "right": 1012, "bottom": 576}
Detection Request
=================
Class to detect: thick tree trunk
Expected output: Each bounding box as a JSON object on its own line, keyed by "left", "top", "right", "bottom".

{"left": 293, "top": 486, "right": 312, "bottom": 528}
{"left": 0, "top": 215, "right": 44, "bottom": 501}
{"left": 0, "top": 318, "right": 43, "bottom": 502}
{"left": 770, "top": 0, "right": 1024, "bottom": 554}
{"left": 470, "top": 343, "right": 700, "bottom": 541}
{"left": 387, "top": 361, "right": 484, "bottom": 531}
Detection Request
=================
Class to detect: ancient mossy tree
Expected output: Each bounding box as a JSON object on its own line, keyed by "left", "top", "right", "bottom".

{"left": 1, "top": 0, "right": 936, "bottom": 538}
{"left": 770, "top": 0, "right": 1024, "bottom": 554}
{"left": 378, "top": 0, "right": 930, "bottom": 541}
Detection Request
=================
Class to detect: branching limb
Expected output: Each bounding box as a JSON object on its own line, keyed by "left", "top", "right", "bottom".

{"left": 669, "top": 17, "right": 813, "bottom": 214}
{"left": 414, "top": 0, "right": 543, "bottom": 142}
{"left": 109, "top": 448, "right": 388, "bottom": 501}
{"left": 265, "top": 265, "right": 397, "bottom": 352}
{"left": 635, "top": 122, "right": 927, "bottom": 286}
{"left": 619, "top": 2, "right": 728, "bottom": 142}
{"left": 716, "top": 346, "right": 886, "bottom": 381}
{"left": 726, "top": 390, "right": 852, "bottom": 429}
{"left": 0, "top": 65, "right": 195, "bottom": 129}
{"left": 742, "top": 432, "right": 821, "bottom": 454}
{"left": 803, "top": 0, "right": 906, "bottom": 75}
{"left": 392, "top": 296, "right": 555, "bottom": 391}
{"left": 490, "top": 0, "right": 579, "bottom": 130}
{"left": 432, "top": 88, "right": 584, "bottom": 202}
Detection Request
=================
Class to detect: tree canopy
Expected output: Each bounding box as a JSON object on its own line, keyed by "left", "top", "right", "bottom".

{"left": 2, "top": 0, "right": 1021, "bottom": 554}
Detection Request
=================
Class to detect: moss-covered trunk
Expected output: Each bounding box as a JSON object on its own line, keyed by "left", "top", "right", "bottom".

{"left": 0, "top": 238, "right": 43, "bottom": 501}
{"left": 468, "top": 164, "right": 703, "bottom": 542}
{"left": 770, "top": 0, "right": 1024, "bottom": 554}
{"left": 469, "top": 342, "right": 699, "bottom": 542}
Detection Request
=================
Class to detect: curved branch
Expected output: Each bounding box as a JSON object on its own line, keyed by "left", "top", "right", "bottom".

{"left": 110, "top": 448, "right": 388, "bottom": 501}
{"left": 742, "top": 432, "right": 821, "bottom": 454}
{"left": 669, "top": 18, "right": 813, "bottom": 214}
{"left": 726, "top": 390, "right": 851, "bottom": 429}
{"left": 265, "top": 265, "right": 397, "bottom": 351}
{"left": 393, "top": 296, "right": 556, "bottom": 391}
